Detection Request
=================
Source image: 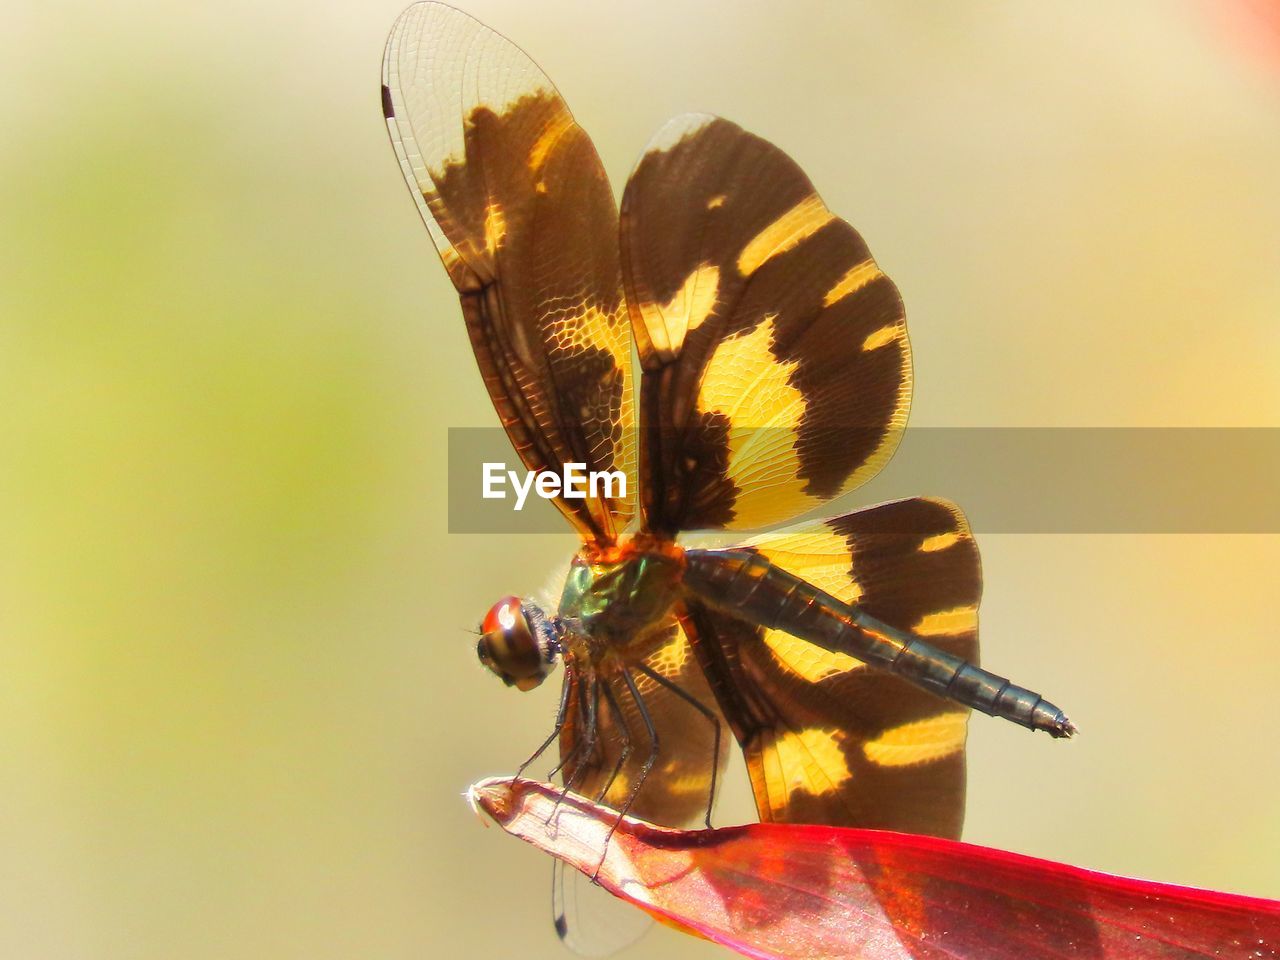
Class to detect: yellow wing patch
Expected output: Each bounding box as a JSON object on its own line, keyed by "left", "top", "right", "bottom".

{"left": 748, "top": 527, "right": 870, "bottom": 679}
{"left": 863, "top": 713, "right": 969, "bottom": 767}
{"left": 822, "top": 259, "right": 884, "bottom": 308}
{"left": 768, "top": 727, "right": 852, "bottom": 800}
{"left": 919, "top": 531, "right": 962, "bottom": 552}
{"left": 913, "top": 605, "right": 979, "bottom": 637}
{"left": 527, "top": 112, "right": 574, "bottom": 171}
{"left": 861, "top": 323, "right": 904, "bottom": 352}
{"left": 736, "top": 194, "right": 834, "bottom": 276}
{"left": 548, "top": 304, "right": 632, "bottom": 371}
{"left": 763, "top": 633, "right": 863, "bottom": 682}
{"left": 645, "top": 629, "right": 692, "bottom": 678}
{"left": 659, "top": 263, "right": 721, "bottom": 354}
{"left": 483, "top": 202, "right": 507, "bottom": 255}
{"left": 697, "top": 317, "right": 821, "bottom": 524}
{"left": 544, "top": 303, "right": 635, "bottom": 502}
{"left": 750, "top": 529, "right": 860, "bottom": 601}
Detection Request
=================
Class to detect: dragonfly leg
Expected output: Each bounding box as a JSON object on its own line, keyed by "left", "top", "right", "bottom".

{"left": 590, "top": 666, "right": 659, "bottom": 881}
{"left": 516, "top": 674, "right": 572, "bottom": 782}
{"left": 545, "top": 674, "right": 592, "bottom": 782}
{"left": 549, "top": 675, "right": 599, "bottom": 824}
{"left": 618, "top": 666, "right": 660, "bottom": 814}
{"left": 633, "top": 662, "right": 721, "bottom": 829}
{"left": 593, "top": 680, "right": 633, "bottom": 806}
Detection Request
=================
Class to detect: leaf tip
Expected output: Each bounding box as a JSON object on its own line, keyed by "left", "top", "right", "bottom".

{"left": 468, "top": 776, "right": 518, "bottom": 826}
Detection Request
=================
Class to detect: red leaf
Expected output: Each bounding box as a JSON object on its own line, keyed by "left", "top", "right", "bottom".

{"left": 469, "top": 777, "right": 1280, "bottom": 960}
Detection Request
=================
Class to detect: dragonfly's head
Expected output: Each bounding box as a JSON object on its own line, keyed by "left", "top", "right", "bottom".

{"left": 477, "top": 596, "right": 560, "bottom": 691}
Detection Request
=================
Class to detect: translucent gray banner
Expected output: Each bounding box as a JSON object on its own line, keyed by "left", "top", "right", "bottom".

{"left": 447, "top": 427, "right": 1280, "bottom": 534}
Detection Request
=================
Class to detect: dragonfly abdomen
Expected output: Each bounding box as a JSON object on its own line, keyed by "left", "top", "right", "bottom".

{"left": 682, "top": 548, "right": 1075, "bottom": 738}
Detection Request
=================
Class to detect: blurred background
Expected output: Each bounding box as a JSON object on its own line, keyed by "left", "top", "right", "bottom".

{"left": 2, "top": 1, "right": 1278, "bottom": 957}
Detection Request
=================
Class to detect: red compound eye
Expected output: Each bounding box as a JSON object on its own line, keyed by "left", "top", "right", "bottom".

{"left": 482, "top": 595, "right": 522, "bottom": 636}
{"left": 477, "top": 597, "right": 557, "bottom": 691}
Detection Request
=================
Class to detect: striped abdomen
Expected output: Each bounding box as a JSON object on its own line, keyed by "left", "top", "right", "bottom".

{"left": 681, "top": 548, "right": 1075, "bottom": 738}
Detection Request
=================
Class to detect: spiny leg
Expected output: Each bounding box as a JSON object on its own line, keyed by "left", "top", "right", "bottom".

{"left": 592, "top": 666, "right": 659, "bottom": 880}
{"left": 516, "top": 675, "right": 572, "bottom": 782}
{"left": 634, "top": 662, "right": 720, "bottom": 829}
{"left": 545, "top": 674, "right": 592, "bottom": 782}
{"left": 549, "top": 674, "right": 599, "bottom": 822}
{"left": 594, "top": 680, "right": 632, "bottom": 806}
{"left": 618, "top": 667, "right": 660, "bottom": 817}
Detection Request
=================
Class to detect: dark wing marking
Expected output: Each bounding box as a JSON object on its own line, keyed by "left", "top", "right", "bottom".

{"left": 621, "top": 115, "right": 911, "bottom": 534}
{"left": 684, "top": 497, "right": 980, "bottom": 839}
{"left": 383, "top": 2, "right": 634, "bottom": 541}
{"left": 558, "top": 617, "right": 728, "bottom": 828}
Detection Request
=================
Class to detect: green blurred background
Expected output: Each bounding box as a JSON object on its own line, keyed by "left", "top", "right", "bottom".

{"left": 3, "top": 1, "right": 1278, "bottom": 957}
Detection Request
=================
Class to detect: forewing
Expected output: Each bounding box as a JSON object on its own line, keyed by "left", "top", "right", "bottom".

{"left": 558, "top": 618, "right": 728, "bottom": 828}
{"left": 621, "top": 115, "right": 910, "bottom": 533}
{"left": 383, "top": 3, "right": 634, "bottom": 540}
{"left": 685, "top": 497, "right": 981, "bottom": 839}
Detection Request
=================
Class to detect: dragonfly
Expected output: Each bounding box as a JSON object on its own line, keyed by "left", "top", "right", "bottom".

{"left": 382, "top": 1, "right": 1074, "bottom": 850}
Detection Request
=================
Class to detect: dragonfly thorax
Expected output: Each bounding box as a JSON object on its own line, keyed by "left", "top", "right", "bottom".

{"left": 556, "top": 542, "right": 685, "bottom": 660}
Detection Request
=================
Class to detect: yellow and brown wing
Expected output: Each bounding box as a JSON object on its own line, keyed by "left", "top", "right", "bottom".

{"left": 621, "top": 115, "right": 910, "bottom": 534}
{"left": 383, "top": 2, "right": 634, "bottom": 541}
{"left": 558, "top": 618, "right": 729, "bottom": 828}
{"left": 686, "top": 497, "right": 981, "bottom": 839}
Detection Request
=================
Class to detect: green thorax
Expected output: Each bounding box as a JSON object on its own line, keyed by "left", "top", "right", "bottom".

{"left": 557, "top": 551, "right": 682, "bottom": 644}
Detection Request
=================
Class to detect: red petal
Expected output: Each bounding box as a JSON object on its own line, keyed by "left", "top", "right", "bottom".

{"left": 470, "top": 778, "right": 1280, "bottom": 960}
